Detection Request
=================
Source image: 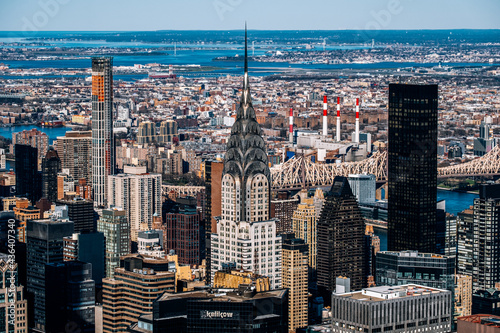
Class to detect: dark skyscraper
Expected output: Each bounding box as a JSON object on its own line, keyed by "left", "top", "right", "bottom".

{"left": 164, "top": 197, "right": 202, "bottom": 266}
{"left": 41, "top": 147, "right": 61, "bottom": 202}
{"left": 317, "top": 176, "right": 366, "bottom": 304}
{"left": 45, "top": 261, "right": 95, "bottom": 333}
{"left": 15, "top": 144, "right": 42, "bottom": 204}
{"left": 27, "top": 218, "right": 74, "bottom": 332}
{"left": 57, "top": 197, "right": 96, "bottom": 233}
{"left": 388, "top": 83, "right": 438, "bottom": 253}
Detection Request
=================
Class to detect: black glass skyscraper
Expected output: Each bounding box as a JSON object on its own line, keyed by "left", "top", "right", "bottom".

{"left": 41, "top": 147, "right": 61, "bottom": 202}
{"left": 388, "top": 83, "right": 438, "bottom": 253}
{"left": 317, "top": 176, "right": 366, "bottom": 304}
{"left": 15, "top": 144, "right": 42, "bottom": 204}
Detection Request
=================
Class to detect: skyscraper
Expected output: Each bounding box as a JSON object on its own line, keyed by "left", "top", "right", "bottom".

{"left": 27, "top": 218, "right": 74, "bottom": 332}
{"left": 203, "top": 159, "right": 223, "bottom": 285}
{"left": 97, "top": 207, "right": 129, "bottom": 279}
{"left": 282, "top": 235, "right": 308, "bottom": 332}
{"left": 45, "top": 261, "right": 95, "bottom": 333}
{"left": 291, "top": 195, "right": 317, "bottom": 274}
{"left": 210, "top": 28, "right": 282, "bottom": 289}
{"left": 271, "top": 191, "right": 300, "bottom": 234}
{"left": 388, "top": 83, "right": 438, "bottom": 253}
{"left": 164, "top": 197, "right": 202, "bottom": 265}
{"left": 12, "top": 128, "right": 49, "bottom": 165}
{"left": 41, "top": 147, "right": 61, "bottom": 202}
{"left": 15, "top": 144, "right": 42, "bottom": 205}
{"left": 63, "top": 231, "right": 106, "bottom": 287}
{"left": 317, "top": 176, "right": 366, "bottom": 303}
{"left": 457, "top": 184, "right": 500, "bottom": 291}
{"left": 92, "top": 57, "right": 115, "bottom": 207}
{"left": 56, "top": 196, "right": 96, "bottom": 233}
{"left": 102, "top": 254, "right": 175, "bottom": 332}
{"left": 55, "top": 130, "right": 92, "bottom": 184}
{"left": 107, "top": 165, "right": 161, "bottom": 241}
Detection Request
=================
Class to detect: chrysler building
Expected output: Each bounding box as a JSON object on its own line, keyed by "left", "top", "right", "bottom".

{"left": 211, "top": 27, "right": 282, "bottom": 289}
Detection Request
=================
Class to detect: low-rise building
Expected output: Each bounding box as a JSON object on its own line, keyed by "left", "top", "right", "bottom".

{"left": 331, "top": 284, "right": 452, "bottom": 333}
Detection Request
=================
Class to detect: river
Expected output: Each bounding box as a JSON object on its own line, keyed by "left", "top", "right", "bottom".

{"left": 374, "top": 189, "right": 478, "bottom": 251}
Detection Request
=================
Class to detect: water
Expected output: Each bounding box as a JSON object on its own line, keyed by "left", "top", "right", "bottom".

{"left": 0, "top": 125, "right": 72, "bottom": 144}
{"left": 437, "top": 189, "right": 477, "bottom": 215}
{"left": 0, "top": 33, "right": 497, "bottom": 76}
{"left": 374, "top": 189, "right": 478, "bottom": 250}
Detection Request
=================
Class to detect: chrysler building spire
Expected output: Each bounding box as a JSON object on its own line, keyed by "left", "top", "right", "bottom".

{"left": 222, "top": 24, "right": 270, "bottom": 223}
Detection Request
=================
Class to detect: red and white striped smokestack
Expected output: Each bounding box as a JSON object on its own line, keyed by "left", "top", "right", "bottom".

{"left": 289, "top": 107, "right": 294, "bottom": 143}
{"left": 323, "top": 95, "right": 328, "bottom": 136}
{"left": 355, "top": 97, "right": 360, "bottom": 143}
{"left": 336, "top": 97, "right": 341, "bottom": 142}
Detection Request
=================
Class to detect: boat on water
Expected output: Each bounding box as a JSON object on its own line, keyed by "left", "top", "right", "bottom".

{"left": 39, "top": 120, "right": 64, "bottom": 128}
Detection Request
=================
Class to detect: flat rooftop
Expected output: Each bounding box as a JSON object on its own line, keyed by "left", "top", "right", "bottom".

{"left": 158, "top": 288, "right": 287, "bottom": 303}
{"left": 336, "top": 284, "right": 449, "bottom": 302}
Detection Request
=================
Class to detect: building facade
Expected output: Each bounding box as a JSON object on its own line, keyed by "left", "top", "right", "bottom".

{"left": 375, "top": 250, "right": 455, "bottom": 291}
{"left": 332, "top": 284, "right": 452, "bottom": 333}
{"left": 107, "top": 165, "right": 161, "bottom": 241}
{"left": 26, "top": 218, "right": 74, "bottom": 332}
{"left": 317, "top": 176, "right": 366, "bottom": 303}
{"left": 271, "top": 191, "right": 299, "bottom": 234}
{"left": 134, "top": 287, "right": 288, "bottom": 333}
{"left": 0, "top": 253, "right": 28, "bottom": 333}
{"left": 347, "top": 174, "right": 376, "bottom": 204}
{"left": 158, "top": 120, "right": 178, "bottom": 144}
{"left": 15, "top": 144, "right": 42, "bottom": 205}
{"left": 41, "top": 148, "right": 61, "bottom": 203}
{"left": 282, "top": 235, "right": 308, "bottom": 332}
{"left": 12, "top": 128, "right": 48, "bottom": 164}
{"left": 388, "top": 83, "right": 438, "bottom": 253}
{"left": 56, "top": 197, "right": 95, "bottom": 233}
{"left": 164, "top": 197, "right": 202, "bottom": 265}
{"left": 210, "top": 38, "right": 282, "bottom": 290}
{"left": 102, "top": 255, "right": 175, "bottom": 332}
{"left": 457, "top": 184, "right": 500, "bottom": 291}
{"left": 55, "top": 131, "right": 92, "bottom": 184}
{"left": 97, "top": 208, "right": 130, "bottom": 279}
{"left": 92, "top": 57, "right": 115, "bottom": 207}
{"left": 457, "top": 315, "right": 500, "bottom": 333}
{"left": 63, "top": 231, "right": 106, "bottom": 287}
{"left": 45, "top": 261, "right": 95, "bottom": 333}
{"left": 291, "top": 197, "right": 317, "bottom": 274}
{"left": 137, "top": 121, "right": 156, "bottom": 145}
{"left": 472, "top": 289, "right": 500, "bottom": 316}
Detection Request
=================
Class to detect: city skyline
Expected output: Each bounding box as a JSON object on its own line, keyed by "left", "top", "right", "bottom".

{"left": 1, "top": 7, "right": 500, "bottom": 331}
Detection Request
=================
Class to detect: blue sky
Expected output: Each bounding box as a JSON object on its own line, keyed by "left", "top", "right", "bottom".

{"left": 1, "top": 0, "right": 499, "bottom": 31}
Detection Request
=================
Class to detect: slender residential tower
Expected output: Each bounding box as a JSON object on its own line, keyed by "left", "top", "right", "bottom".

{"left": 91, "top": 57, "right": 115, "bottom": 207}
{"left": 323, "top": 95, "right": 328, "bottom": 136}
{"left": 354, "top": 97, "right": 360, "bottom": 143}
{"left": 289, "top": 107, "right": 294, "bottom": 143}
{"left": 336, "top": 97, "right": 341, "bottom": 141}
{"left": 211, "top": 26, "right": 282, "bottom": 289}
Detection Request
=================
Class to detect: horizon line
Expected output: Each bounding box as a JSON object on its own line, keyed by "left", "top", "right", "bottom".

{"left": 1, "top": 28, "right": 500, "bottom": 33}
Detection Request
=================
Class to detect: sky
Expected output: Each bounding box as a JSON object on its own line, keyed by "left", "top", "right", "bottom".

{"left": 0, "top": 0, "right": 499, "bottom": 31}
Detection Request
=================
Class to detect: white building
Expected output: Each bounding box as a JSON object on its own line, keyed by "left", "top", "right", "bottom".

{"left": 347, "top": 174, "right": 376, "bottom": 204}
{"left": 108, "top": 165, "right": 161, "bottom": 241}
{"left": 0, "top": 148, "right": 5, "bottom": 169}
{"left": 137, "top": 230, "right": 165, "bottom": 258}
{"left": 210, "top": 48, "right": 282, "bottom": 290}
{"left": 332, "top": 284, "right": 452, "bottom": 333}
